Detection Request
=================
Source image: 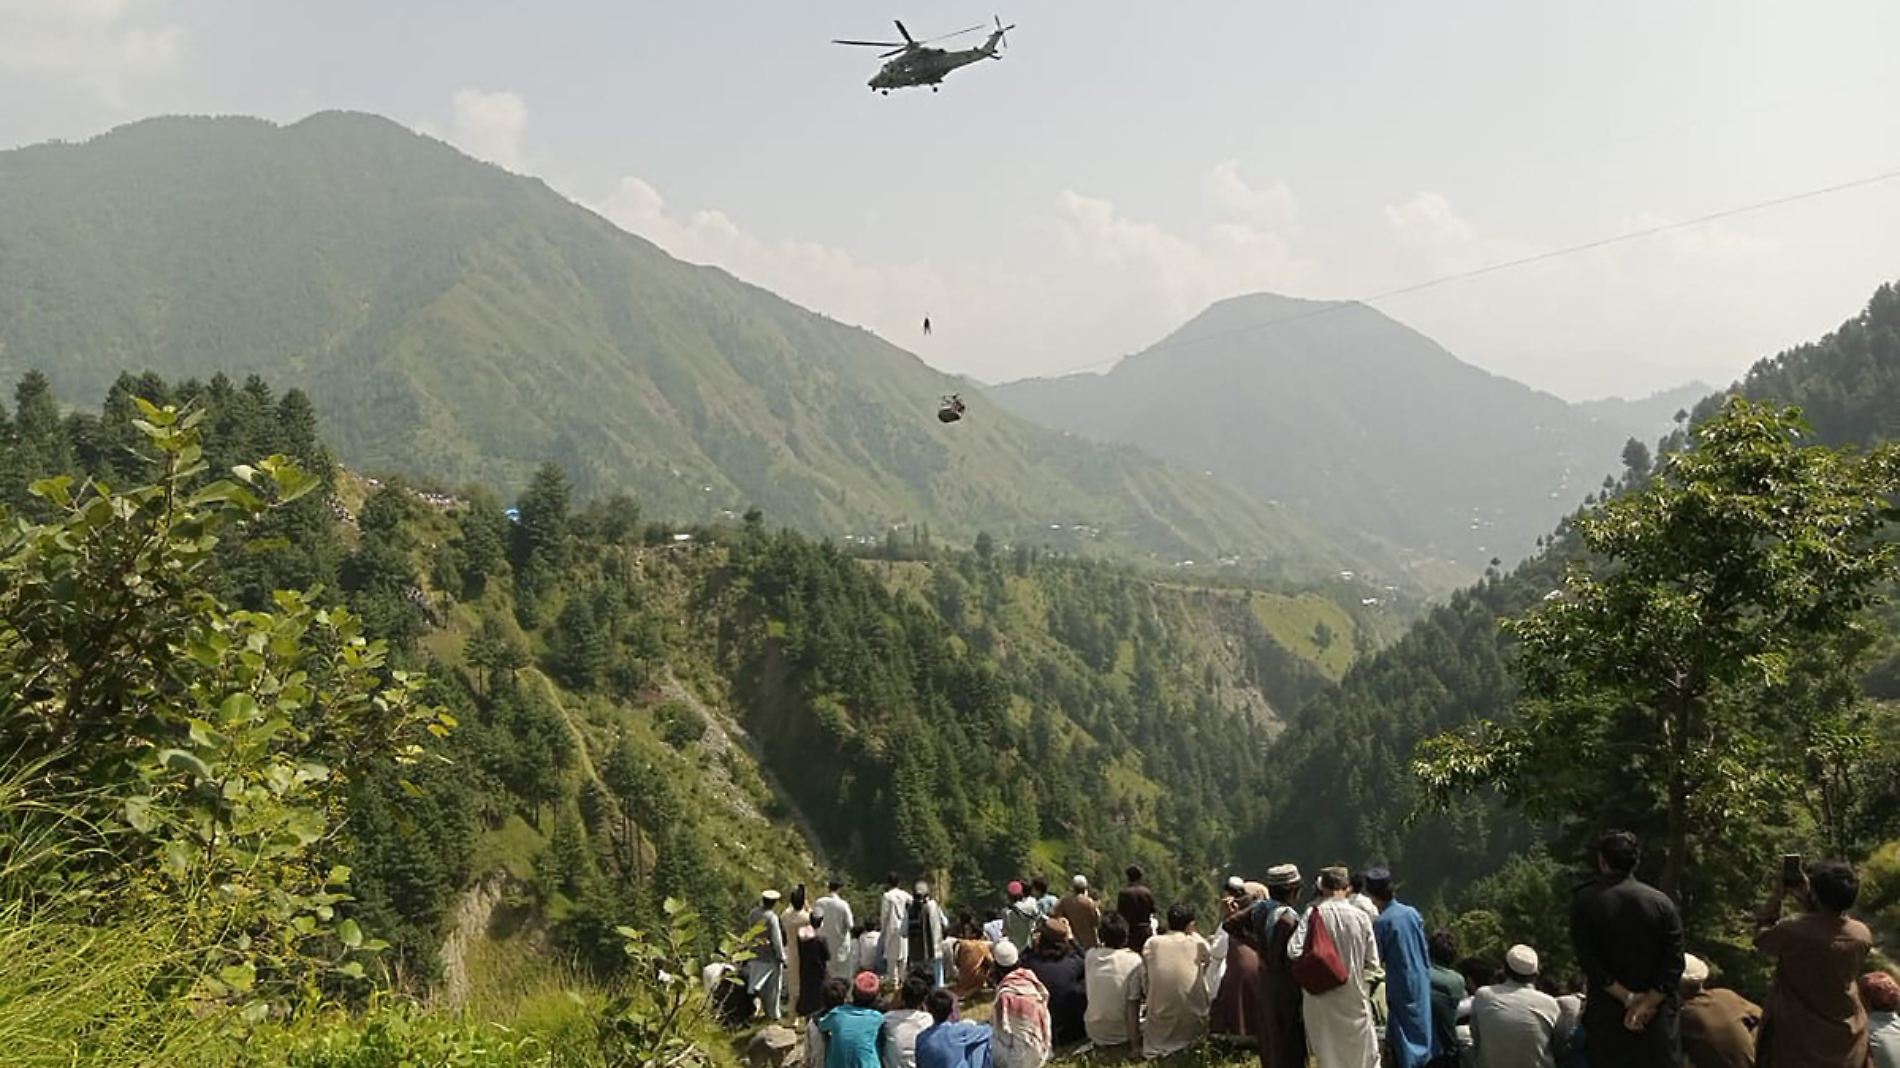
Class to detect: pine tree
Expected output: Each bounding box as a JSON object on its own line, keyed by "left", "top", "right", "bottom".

{"left": 548, "top": 595, "right": 608, "bottom": 691}
{"left": 546, "top": 805, "right": 596, "bottom": 898}
{"left": 9, "top": 370, "right": 73, "bottom": 506}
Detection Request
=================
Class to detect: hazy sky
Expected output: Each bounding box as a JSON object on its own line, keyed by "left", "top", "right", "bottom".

{"left": 4, "top": 1, "right": 1898, "bottom": 399}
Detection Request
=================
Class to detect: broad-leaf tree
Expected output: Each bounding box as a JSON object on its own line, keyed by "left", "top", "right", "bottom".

{"left": 1417, "top": 398, "right": 1900, "bottom": 925}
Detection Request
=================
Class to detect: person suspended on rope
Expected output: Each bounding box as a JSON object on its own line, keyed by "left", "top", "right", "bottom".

{"left": 937, "top": 394, "right": 965, "bottom": 423}
{"left": 923, "top": 315, "right": 933, "bottom": 336}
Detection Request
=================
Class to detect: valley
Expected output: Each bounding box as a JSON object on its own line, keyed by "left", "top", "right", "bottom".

{"left": 0, "top": 99, "right": 1896, "bottom": 1068}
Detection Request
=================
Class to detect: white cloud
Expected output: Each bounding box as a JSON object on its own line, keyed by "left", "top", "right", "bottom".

{"left": 1369, "top": 190, "right": 1788, "bottom": 396}
{"left": 424, "top": 86, "right": 1826, "bottom": 399}
{"left": 592, "top": 166, "right": 1323, "bottom": 382}
{"left": 0, "top": 0, "right": 187, "bottom": 108}
{"left": 438, "top": 88, "right": 529, "bottom": 171}
{"left": 1206, "top": 160, "right": 1299, "bottom": 235}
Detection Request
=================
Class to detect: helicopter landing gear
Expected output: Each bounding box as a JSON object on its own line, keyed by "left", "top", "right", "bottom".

{"left": 931, "top": 85, "right": 940, "bottom": 92}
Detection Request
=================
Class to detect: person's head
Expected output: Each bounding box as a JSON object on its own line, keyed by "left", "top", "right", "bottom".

{"left": 852, "top": 923, "right": 868, "bottom": 938}
{"left": 762, "top": 889, "right": 783, "bottom": 909}
{"left": 887, "top": 871, "right": 901, "bottom": 889}
{"left": 925, "top": 987, "right": 958, "bottom": 1024}
{"left": 1681, "top": 953, "right": 1710, "bottom": 996}
{"left": 1504, "top": 944, "right": 1539, "bottom": 983}
{"left": 899, "top": 972, "right": 930, "bottom": 1010}
{"left": 1038, "top": 917, "right": 1073, "bottom": 955}
{"left": 1597, "top": 831, "right": 1640, "bottom": 876}
{"left": 791, "top": 884, "right": 808, "bottom": 910}
{"left": 1031, "top": 876, "right": 1049, "bottom": 897}
{"left": 1125, "top": 864, "right": 1144, "bottom": 884}
{"left": 830, "top": 878, "right": 846, "bottom": 893}
{"left": 1266, "top": 864, "right": 1303, "bottom": 903}
{"left": 1363, "top": 867, "right": 1394, "bottom": 905}
{"left": 915, "top": 880, "right": 931, "bottom": 899}
{"left": 1809, "top": 860, "right": 1861, "bottom": 914}
{"left": 1072, "top": 874, "right": 1089, "bottom": 894}
{"left": 992, "top": 939, "right": 1020, "bottom": 975}
{"left": 1860, "top": 972, "right": 1900, "bottom": 1014}
{"left": 1006, "top": 879, "right": 1025, "bottom": 901}
{"left": 1427, "top": 930, "right": 1458, "bottom": 969}
{"left": 1457, "top": 957, "right": 1496, "bottom": 994}
{"left": 1099, "top": 911, "right": 1130, "bottom": 950}
{"left": 1349, "top": 871, "right": 1366, "bottom": 895}
{"left": 1318, "top": 866, "right": 1351, "bottom": 894}
{"left": 822, "top": 977, "right": 851, "bottom": 1012}
{"left": 1224, "top": 875, "right": 1245, "bottom": 899}
{"left": 1166, "top": 903, "right": 1196, "bottom": 933}
{"left": 956, "top": 909, "right": 978, "bottom": 936}
{"left": 852, "top": 970, "right": 881, "bottom": 1007}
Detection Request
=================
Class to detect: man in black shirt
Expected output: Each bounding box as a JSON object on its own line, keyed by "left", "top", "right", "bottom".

{"left": 1117, "top": 865, "right": 1157, "bottom": 954}
{"left": 1569, "top": 830, "right": 1684, "bottom": 1065}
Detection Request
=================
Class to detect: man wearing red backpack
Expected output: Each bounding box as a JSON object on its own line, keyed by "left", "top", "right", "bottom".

{"left": 1288, "top": 866, "right": 1381, "bottom": 1068}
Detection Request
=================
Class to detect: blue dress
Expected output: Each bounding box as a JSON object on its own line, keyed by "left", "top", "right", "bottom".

{"left": 1373, "top": 901, "right": 1437, "bottom": 1068}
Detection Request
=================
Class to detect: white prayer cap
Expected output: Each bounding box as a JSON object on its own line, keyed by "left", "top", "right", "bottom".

{"left": 993, "top": 939, "right": 1020, "bottom": 967}
{"left": 761, "top": 889, "right": 782, "bottom": 902}
{"left": 1072, "top": 874, "right": 1089, "bottom": 891}
{"left": 914, "top": 880, "right": 930, "bottom": 896}
{"left": 1226, "top": 875, "right": 1245, "bottom": 892}
{"left": 1505, "top": 945, "right": 1539, "bottom": 979}
{"left": 1682, "top": 954, "right": 1709, "bottom": 985}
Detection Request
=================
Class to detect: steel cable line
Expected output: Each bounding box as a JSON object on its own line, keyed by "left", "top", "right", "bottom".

{"left": 1034, "top": 165, "right": 1900, "bottom": 378}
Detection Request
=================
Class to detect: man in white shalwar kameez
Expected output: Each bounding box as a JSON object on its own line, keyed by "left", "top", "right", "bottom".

{"left": 816, "top": 878, "right": 858, "bottom": 981}
{"left": 880, "top": 873, "right": 915, "bottom": 982}
{"left": 1288, "top": 866, "right": 1381, "bottom": 1068}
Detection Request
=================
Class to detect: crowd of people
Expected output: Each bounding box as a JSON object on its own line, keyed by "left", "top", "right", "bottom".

{"left": 716, "top": 834, "right": 1898, "bottom": 1068}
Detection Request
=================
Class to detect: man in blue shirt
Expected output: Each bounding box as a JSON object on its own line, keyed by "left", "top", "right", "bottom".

{"left": 916, "top": 988, "right": 992, "bottom": 1068}
{"left": 1368, "top": 867, "right": 1437, "bottom": 1068}
{"left": 821, "top": 971, "right": 888, "bottom": 1068}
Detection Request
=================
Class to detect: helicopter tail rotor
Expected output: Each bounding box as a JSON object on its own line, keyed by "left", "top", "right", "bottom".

{"left": 988, "top": 16, "right": 1015, "bottom": 54}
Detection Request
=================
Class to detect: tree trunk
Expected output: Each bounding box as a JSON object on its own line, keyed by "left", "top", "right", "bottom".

{"left": 1663, "top": 692, "right": 1692, "bottom": 903}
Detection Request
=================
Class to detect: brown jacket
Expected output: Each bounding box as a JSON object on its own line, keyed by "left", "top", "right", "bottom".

{"left": 1681, "top": 987, "right": 1761, "bottom": 1068}
{"left": 1051, "top": 892, "right": 1101, "bottom": 949}
{"left": 1756, "top": 911, "right": 1874, "bottom": 1068}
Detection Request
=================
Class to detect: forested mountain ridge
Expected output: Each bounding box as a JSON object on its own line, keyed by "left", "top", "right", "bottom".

{"left": 1245, "top": 280, "right": 1900, "bottom": 910}
{"left": 991, "top": 292, "right": 1687, "bottom": 567}
{"left": 0, "top": 111, "right": 1442, "bottom": 590}
{"left": 0, "top": 368, "right": 1385, "bottom": 1008}
{"left": 1574, "top": 380, "right": 1713, "bottom": 440}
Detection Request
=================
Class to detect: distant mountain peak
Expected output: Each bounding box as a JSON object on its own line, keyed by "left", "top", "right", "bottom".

{"left": 0, "top": 109, "right": 1441, "bottom": 590}
{"left": 994, "top": 296, "right": 1661, "bottom": 567}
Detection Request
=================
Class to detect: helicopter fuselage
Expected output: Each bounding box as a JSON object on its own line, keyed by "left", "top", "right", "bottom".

{"left": 869, "top": 39, "right": 1000, "bottom": 92}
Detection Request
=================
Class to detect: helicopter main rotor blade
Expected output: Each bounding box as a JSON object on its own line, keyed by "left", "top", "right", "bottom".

{"left": 833, "top": 38, "right": 907, "bottom": 47}
{"left": 918, "top": 23, "right": 986, "bottom": 43}
{"left": 894, "top": 19, "right": 917, "bottom": 44}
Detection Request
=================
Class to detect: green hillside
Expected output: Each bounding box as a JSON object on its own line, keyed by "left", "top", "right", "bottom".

{"left": 0, "top": 368, "right": 1385, "bottom": 1053}
{"left": 0, "top": 112, "right": 1441, "bottom": 590}
{"left": 1245, "top": 280, "right": 1900, "bottom": 910}
{"left": 991, "top": 293, "right": 1685, "bottom": 567}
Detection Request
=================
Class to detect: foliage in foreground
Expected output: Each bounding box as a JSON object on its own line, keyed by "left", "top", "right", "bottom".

{"left": 0, "top": 403, "right": 446, "bottom": 1029}
{"left": 1418, "top": 398, "right": 1900, "bottom": 935}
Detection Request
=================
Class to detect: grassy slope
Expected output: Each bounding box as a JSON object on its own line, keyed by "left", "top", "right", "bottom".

{"left": 0, "top": 112, "right": 1448, "bottom": 592}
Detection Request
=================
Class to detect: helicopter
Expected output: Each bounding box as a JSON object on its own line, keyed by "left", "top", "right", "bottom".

{"left": 834, "top": 16, "right": 1015, "bottom": 94}
{"left": 937, "top": 394, "right": 967, "bottom": 423}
